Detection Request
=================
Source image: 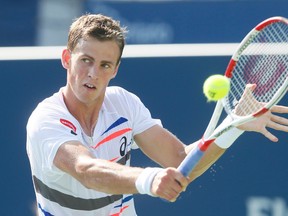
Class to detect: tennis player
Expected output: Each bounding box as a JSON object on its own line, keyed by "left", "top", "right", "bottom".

{"left": 26, "top": 14, "right": 288, "bottom": 216}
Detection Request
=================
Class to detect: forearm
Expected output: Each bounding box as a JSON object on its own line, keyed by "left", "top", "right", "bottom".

{"left": 184, "top": 141, "right": 226, "bottom": 182}
{"left": 74, "top": 157, "right": 143, "bottom": 194}
{"left": 54, "top": 141, "right": 146, "bottom": 195}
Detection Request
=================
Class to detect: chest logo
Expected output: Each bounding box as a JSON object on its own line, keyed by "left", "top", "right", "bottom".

{"left": 91, "top": 128, "right": 131, "bottom": 149}
{"left": 91, "top": 117, "right": 132, "bottom": 150}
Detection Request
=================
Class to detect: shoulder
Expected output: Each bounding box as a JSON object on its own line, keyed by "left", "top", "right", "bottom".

{"left": 106, "top": 86, "right": 133, "bottom": 96}
{"left": 103, "top": 86, "right": 147, "bottom": 119}
{"left": 27, "top": 88, "right": 70, "bottom": 129}
{"left": 105, "top": 86, "right": 142, "bottom": 105}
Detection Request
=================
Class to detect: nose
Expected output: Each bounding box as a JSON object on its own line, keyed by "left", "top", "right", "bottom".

{"left": 88, "top": 66, "right": 99, "bottom": 79}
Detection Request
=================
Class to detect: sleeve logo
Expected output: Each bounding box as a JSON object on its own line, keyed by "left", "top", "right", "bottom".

{"left": 60, "top": 119, "right": 77, "bottom": 135}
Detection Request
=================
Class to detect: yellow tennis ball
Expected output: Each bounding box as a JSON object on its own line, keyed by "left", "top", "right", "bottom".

{"left": 203, "top": 74, "right": 230, "bottom": 101}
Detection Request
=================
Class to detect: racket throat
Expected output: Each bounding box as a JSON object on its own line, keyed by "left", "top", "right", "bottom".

{"left": 198, "top": 138, "right": 215, "bottom": 151}
{"left": 253, "top": 108, "right": 269, "bottom": 117}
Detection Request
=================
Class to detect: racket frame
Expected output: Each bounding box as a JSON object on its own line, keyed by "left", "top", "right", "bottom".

{"left": 177, "top": 16, "right": 288, "bottom": 177}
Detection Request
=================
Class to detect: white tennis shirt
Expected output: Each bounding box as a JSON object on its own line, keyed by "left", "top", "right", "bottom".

{"left": 26, "top": 86, "right": 161, "bottom": 216}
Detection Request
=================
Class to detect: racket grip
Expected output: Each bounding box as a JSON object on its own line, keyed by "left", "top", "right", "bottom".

{"left": 161, "top": 146, "right": 204, "bottom": 202}
{"left": 177, "top": 146, "right": 204, "bottom": 177}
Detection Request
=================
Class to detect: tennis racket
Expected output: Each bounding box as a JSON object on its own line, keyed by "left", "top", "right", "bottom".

{"left": 178, "top": 16, "right": 288, "bottom": 177}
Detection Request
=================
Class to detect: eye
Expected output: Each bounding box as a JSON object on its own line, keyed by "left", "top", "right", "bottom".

{"left": 82, "top": 58, "right": 91, "bottom": 63}
{"left": 102, "top": 63, "right": 112, "bottom": 69}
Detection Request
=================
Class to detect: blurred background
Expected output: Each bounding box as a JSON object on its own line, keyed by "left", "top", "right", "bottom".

{"left": 1, "top": 0, "right": 288, "bottom": 215}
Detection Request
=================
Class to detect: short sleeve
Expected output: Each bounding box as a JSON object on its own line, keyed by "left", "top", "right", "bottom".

{"left": 26, "top": 106, "right": 82, "bottom": 173}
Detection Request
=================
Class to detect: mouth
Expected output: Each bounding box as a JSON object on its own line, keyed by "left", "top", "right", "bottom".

{"left": 84, "top": 83, "right": 96, "bottom": 89}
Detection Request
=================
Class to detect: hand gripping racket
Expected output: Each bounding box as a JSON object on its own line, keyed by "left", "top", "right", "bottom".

{"left": 178, "top": 16, "right": 288, "bottom": 177}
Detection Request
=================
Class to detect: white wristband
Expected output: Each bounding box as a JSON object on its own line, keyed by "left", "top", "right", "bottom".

{"left": 214, "top": 116, "right": 244, "bottom": 149}
{"left": 135, "top": 167, "right": 163, "bottom": 196}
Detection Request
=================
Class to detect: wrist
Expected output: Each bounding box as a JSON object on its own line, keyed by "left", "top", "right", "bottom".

{"left": 135, "top": 167, "right": 163, "bottom": 196}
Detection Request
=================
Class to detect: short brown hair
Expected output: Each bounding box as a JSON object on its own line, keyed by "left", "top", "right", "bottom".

{"left": 67, "top": 14, "right": 127, "bottom": 63}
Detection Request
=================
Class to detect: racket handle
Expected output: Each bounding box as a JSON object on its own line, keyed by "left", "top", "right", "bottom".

{"left": 177, "top": 146, "right": 204, "bottom": 177}
{"left": 161, "top": 146, "right": 205, "bottom": 202}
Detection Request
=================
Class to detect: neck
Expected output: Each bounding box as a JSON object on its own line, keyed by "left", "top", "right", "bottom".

{"left": 62, "top": 89, "right": 102, "bottom": 136}
{"left": 77, "top": 111, "right": 99, "bottom": 137}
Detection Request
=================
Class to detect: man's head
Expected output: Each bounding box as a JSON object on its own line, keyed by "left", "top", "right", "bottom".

{"left": 61, "top": 14, "right": 127, "bottom": 107}
{"left": 67, "top": 14, "right": 127, "bottom": 64}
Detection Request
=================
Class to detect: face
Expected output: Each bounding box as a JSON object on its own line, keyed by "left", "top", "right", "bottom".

{"left": 62, "top": 37, "right": 120, "bottom": 107}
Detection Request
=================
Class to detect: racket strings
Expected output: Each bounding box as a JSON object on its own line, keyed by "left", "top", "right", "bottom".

{"left": 225, "top": 21, "right": 288, "bottom": 117}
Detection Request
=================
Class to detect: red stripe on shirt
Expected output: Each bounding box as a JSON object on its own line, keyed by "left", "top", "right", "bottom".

{"left": 91, "top": 128, "right": 132, "bottom": 149}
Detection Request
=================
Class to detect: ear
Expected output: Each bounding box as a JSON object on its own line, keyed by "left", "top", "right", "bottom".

{"left": 61, "top": 49, "right": 71, "bottom": 69}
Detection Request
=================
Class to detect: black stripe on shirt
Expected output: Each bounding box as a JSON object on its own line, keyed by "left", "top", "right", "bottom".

{"left": 33, "top": 176, "right": 123, "bottom": 211}
{"left": 33, "top": 150, "right": 131, "bottom": 211}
